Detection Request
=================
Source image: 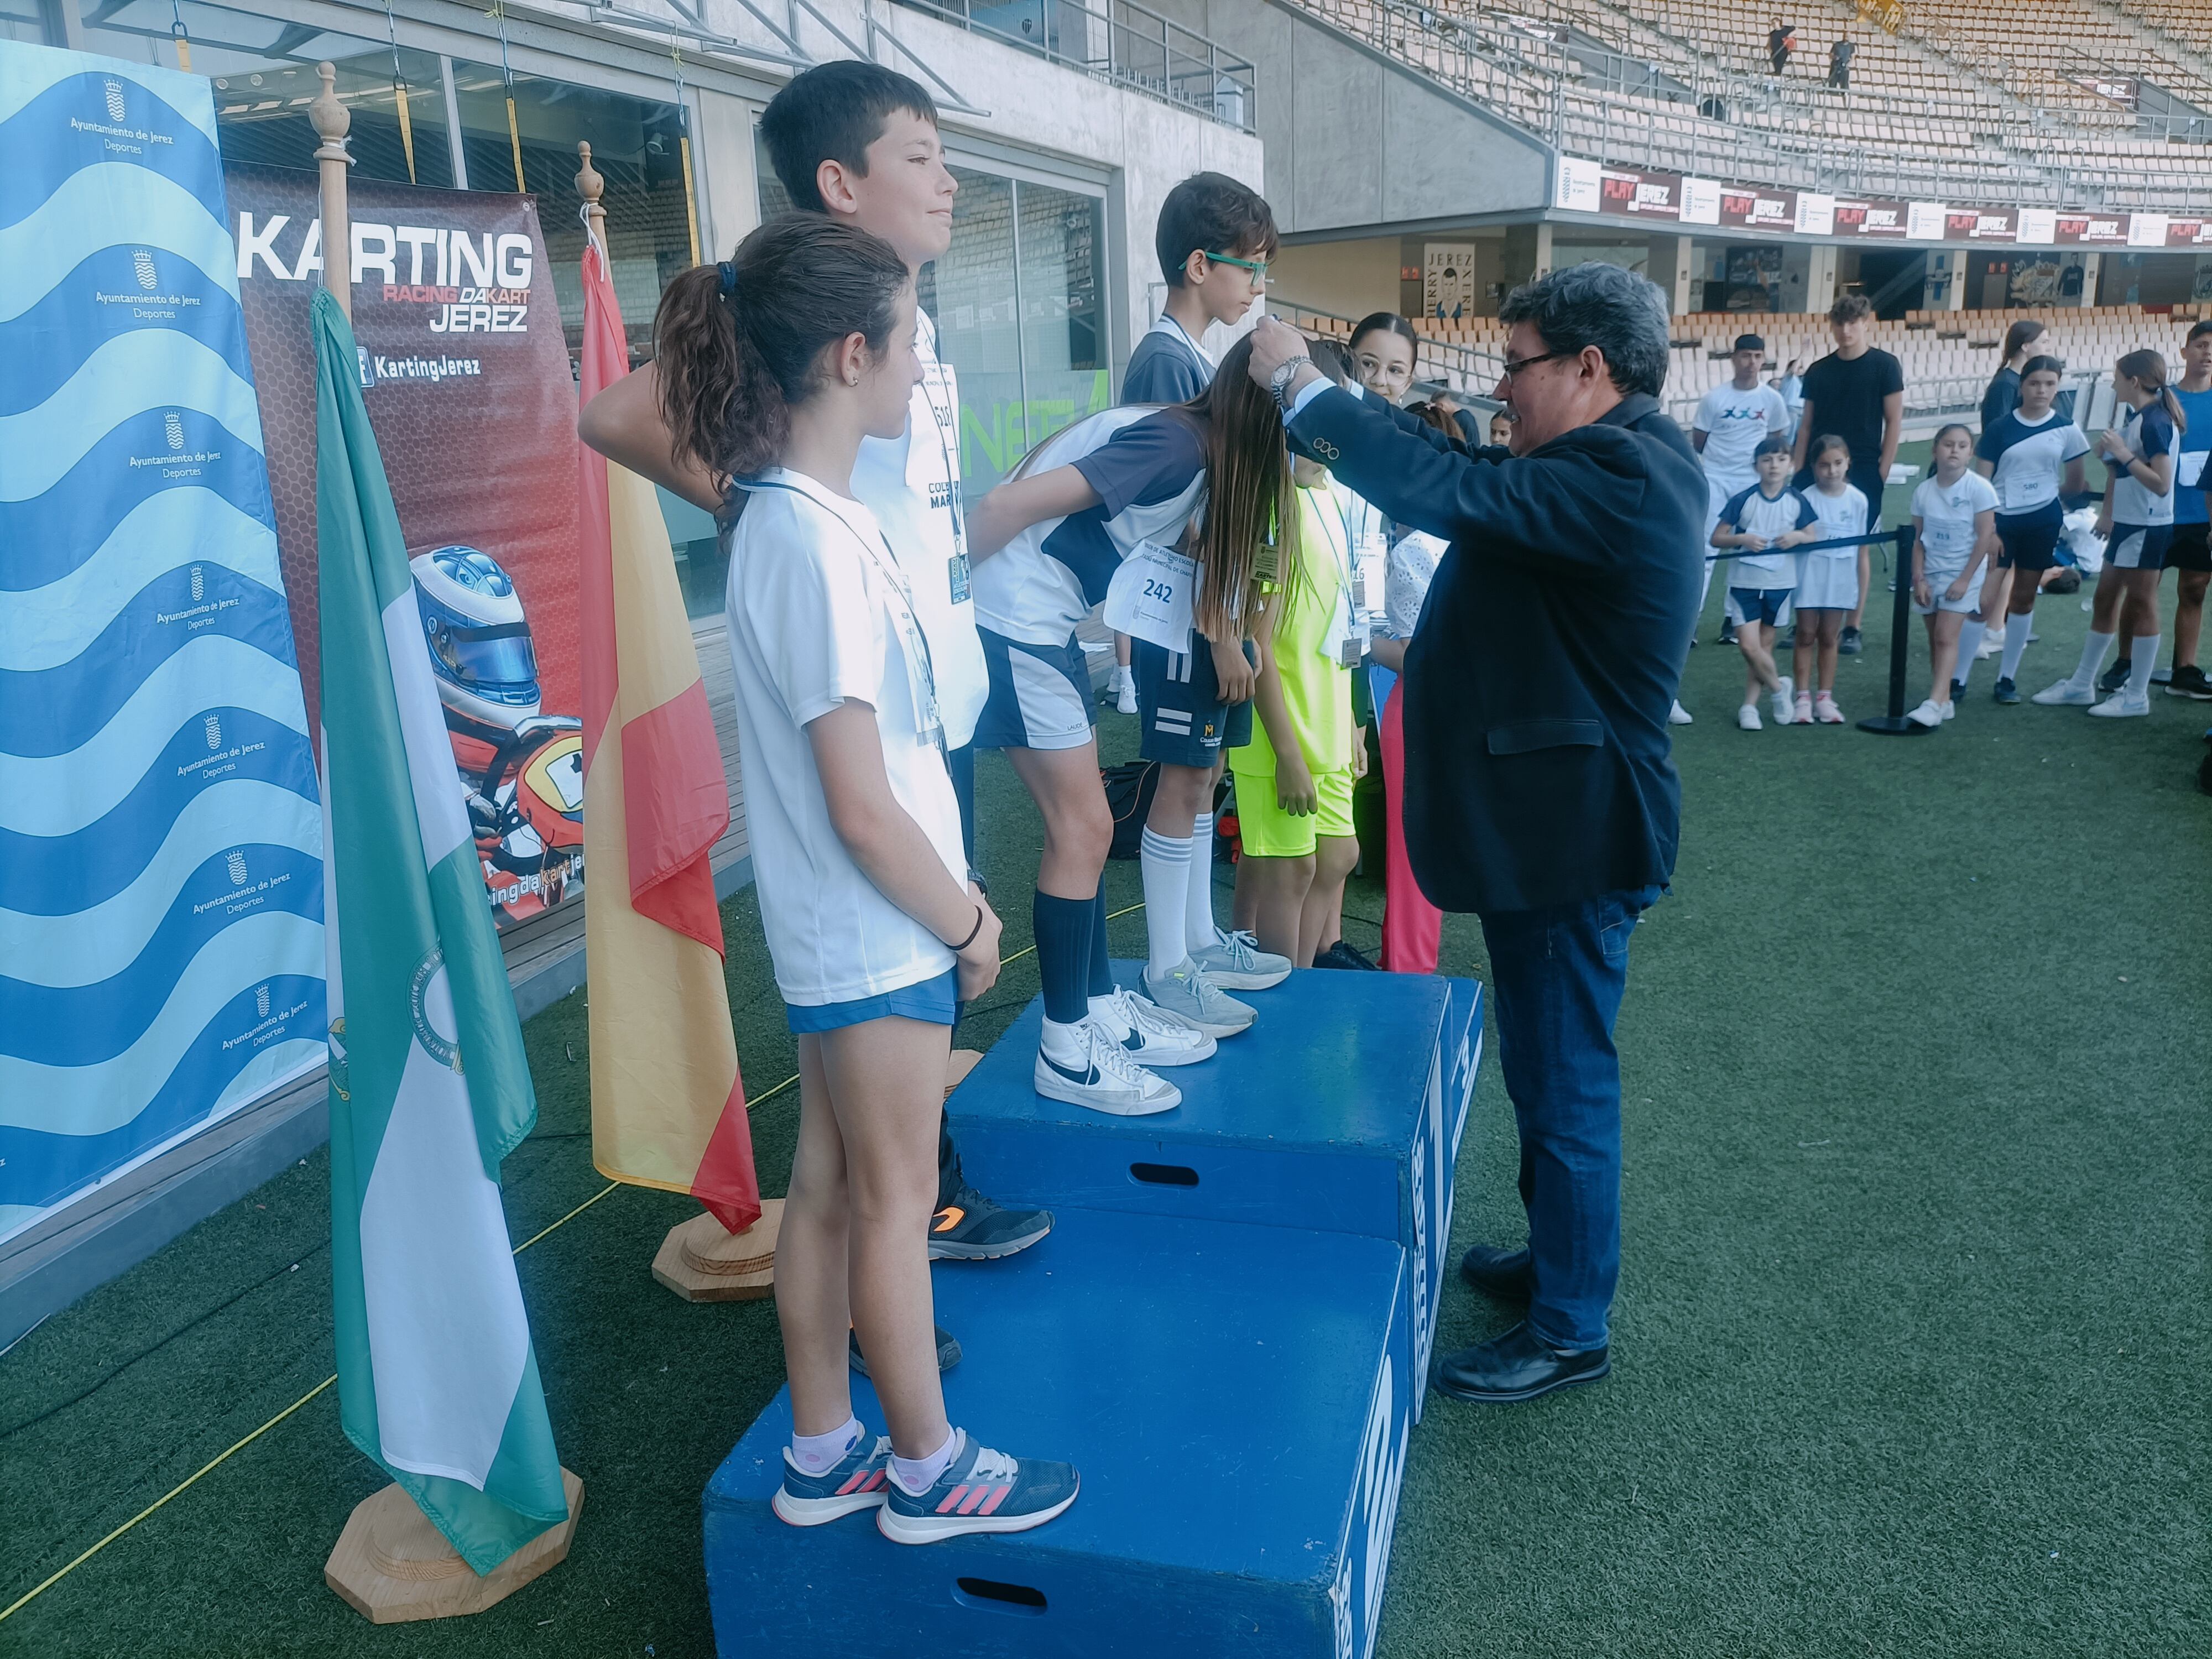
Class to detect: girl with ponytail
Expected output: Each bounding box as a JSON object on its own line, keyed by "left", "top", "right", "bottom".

{"left": 954, "top": 332, "right": 1322, "bottom": 1105}
{"left": 607, "top": 216, "right": 1078, "bottom": 1544}
{"left": 2033, "top": 348, "right": 2183, "bottom": 716}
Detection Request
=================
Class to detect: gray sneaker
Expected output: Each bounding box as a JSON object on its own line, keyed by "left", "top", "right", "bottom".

{"left": 1141, "top": 959, "right": 1258, "bottom": 1037}
{"left": 1190, "top": 927, "right": 1293, "bottom": 990}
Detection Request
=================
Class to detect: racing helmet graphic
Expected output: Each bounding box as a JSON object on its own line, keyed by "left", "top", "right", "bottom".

{"left": 409, "top": 545, "right": 542, "bottom": 729}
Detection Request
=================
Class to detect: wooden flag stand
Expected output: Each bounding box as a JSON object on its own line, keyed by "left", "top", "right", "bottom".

{"left": 326, "top": 1469, "right": 586, "bottom": 1623}
{"left": 310, "top": 71, "right": 583, "bottom": 1621}
{"left": 650, "top": 1050, "right": 982, "bottom": 1301}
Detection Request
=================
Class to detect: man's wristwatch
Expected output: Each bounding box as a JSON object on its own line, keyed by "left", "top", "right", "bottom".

{"left": 1269, "top": 356, "right": 1312, "bottom": 413}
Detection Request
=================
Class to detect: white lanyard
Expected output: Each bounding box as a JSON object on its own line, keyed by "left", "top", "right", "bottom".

{"left": 742, "top": 477, "right": 945, "bottom": 757}
{"left": 1157, "top": 313, "right": 1217, "bottom": 373}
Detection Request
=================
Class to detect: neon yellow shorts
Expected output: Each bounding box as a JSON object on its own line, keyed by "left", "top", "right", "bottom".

{"left": 1230, "top": 765, "right": 1357, "bottom": 858}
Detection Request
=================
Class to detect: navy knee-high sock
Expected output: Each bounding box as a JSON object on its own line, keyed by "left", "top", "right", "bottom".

{"left": 1032, "top": 890, "right": 1093, "bottom": 1026}
{"left": 1089, "top": 883, "right": 1114, "bottom": 999}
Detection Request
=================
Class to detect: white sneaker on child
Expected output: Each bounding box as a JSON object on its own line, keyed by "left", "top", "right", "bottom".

{"left": 1034, "top": 1021, "right": 1180, "bottom": 1116}
{"left": 1814, "top": 692, "right": 1845, "bottom": 724}
{"left": 2032, "top": 679, "right": 2098, "bottom": 706}
{"left": 1906, "top": 698, "right": 1945, "bottom": 728}
{"left": 1110, "top": 666, "right": 1138, "bottom": 716}
{"left": 1792, "top": 690, "right": 1813, "bottom": 725}
{"left": 2086, "top": 693, "right": 2150, "bottom": 718}
{"left": 1737, "top": 703, "right": 1762, "bottom": 731}
{"left": 1668, "top": 700, "right": 1694, "bottom": 726}
{"left": 1770, "top": 677, "right": 1794, "bottom": 727}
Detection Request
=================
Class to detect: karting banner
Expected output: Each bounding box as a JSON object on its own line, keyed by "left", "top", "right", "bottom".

{"left": 0, "top": 43, "right": 326, "bottom": 1245}
{"left": 228, "top": 163, "right": 585, "bottom": 929}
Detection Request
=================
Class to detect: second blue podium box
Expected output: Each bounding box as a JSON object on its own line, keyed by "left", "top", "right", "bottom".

{"left": 948, "top": 966, "right": 1484, "bottom": 1418}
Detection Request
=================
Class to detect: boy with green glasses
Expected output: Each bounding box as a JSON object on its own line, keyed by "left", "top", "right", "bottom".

{"left": 1121, "top": 171, "right": 1279, "bottom": 406}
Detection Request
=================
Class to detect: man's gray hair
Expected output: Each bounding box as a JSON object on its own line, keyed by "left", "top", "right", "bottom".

{"left": 1499, "top": 262, "right": 1671, "bottom": 398}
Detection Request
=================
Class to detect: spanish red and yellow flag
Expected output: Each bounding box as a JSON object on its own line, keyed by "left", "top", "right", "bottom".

{"left": 576, "top": 241, "right": 759, "bottom": 1234}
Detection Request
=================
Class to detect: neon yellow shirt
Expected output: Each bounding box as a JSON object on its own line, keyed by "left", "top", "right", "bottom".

{"left": 1233, "top": 483, "right": 1354, "bottom": 777}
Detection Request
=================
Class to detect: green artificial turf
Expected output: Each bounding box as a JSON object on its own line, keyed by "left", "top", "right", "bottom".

{"left": 3, "top": 462, "right": 2205, "bottom": 1654}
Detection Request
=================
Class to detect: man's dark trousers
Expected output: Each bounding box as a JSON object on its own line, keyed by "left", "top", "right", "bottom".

{"left": 1479, "top": 884, "right": 1660, "bottom": 1352}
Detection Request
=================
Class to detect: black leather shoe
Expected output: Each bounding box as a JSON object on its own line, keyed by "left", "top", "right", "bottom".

{"left": 849, "top": 1325, "right": 962, "bottom": 1378}
{"left": 1432, "top": 1322, "right": 1609, "bottom": 1404}
{"left": 1458, "top": 1244, "right": 1533, "bottom": 1302}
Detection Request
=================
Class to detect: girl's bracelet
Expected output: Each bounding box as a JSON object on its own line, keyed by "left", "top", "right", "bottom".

{"left": 950, "top": 905, "right": 985, "bottom": 952}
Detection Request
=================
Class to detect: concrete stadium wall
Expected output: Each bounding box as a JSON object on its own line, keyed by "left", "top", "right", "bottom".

{"left": 1145, "top": 0, "right": 1552, "bottom": 237}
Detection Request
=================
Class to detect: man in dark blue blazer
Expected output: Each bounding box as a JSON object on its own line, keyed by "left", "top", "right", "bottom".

{"left": 1248, "top": 264, "right": 1703, "bottom": 1404}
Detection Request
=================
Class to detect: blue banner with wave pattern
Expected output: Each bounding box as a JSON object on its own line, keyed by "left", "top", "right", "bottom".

{"left": 0, "top": 42, "right": 326, "bottom": 1243}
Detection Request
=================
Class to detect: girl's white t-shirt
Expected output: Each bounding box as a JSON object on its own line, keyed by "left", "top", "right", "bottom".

{"left": 1913, "top": 471, "right": 2000, "bottom": 571}
{"left": 723, "top": 468, "right": 966, "bottom": 1006}
{"left": 1385, "top": 530, "right": 1446, "bottom": 639}
{"left": 1803, "top": 483, "right": 1870, "bottom": 557}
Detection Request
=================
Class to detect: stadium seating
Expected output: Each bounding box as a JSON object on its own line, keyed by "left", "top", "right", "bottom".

{"left": 1285, "top": 0, "right": 2212, "bottom": 207}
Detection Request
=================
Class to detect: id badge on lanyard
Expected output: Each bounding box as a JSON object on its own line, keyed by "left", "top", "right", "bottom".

{"left": 909, "top": 362, "right": 971, "bottom": 608}
{"left": 902, "top": 610, "right": 945, "bottom": 758}
{"left": 1313, "top": 508, "right": 1359, "bottom": 665}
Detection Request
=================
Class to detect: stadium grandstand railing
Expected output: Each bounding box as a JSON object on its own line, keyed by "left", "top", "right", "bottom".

{"left": 1274, "top": 299, "right": 1511, "bottom": 400}
{"left": 1280, "top": 0, "right": 2212, "bottom": 210}
{"left": 890, "top": 0, "right": 1258, "bottom": 129}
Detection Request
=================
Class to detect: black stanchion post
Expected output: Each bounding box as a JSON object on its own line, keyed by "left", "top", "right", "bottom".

{"left": 1858, "top": 524, "right": 1929, "bottom": 734}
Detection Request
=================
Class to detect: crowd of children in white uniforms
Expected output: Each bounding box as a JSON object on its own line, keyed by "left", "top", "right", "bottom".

{"left": 1703, "top": 335, "right": 2204, "bottom": 731}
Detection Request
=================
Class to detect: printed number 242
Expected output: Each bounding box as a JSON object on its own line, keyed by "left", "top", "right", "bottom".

{"left": 1143, "top": 579, "right": 1173, "bottom": 602}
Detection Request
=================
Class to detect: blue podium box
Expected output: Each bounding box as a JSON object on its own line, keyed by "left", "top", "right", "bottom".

{"left": 703, "top": 1207, "right": 1412, "bottom": 1659}
{"left": 949, "top": 965, "right": 1480, "bottom": 1407}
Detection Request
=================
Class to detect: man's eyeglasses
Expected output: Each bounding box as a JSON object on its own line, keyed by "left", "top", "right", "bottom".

{"left": 1498, "top": 347, "right": 1572, "bottom": 380}
{"left": 1203, "top": 251, "right": 1269, "bottom": 284}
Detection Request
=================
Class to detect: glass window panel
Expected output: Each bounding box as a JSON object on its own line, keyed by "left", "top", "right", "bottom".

{"left": 922, "top": 166, "right": 1024, "bottom": 494}
{"left": 3, "top": 0, "right": 52, "bottom": 47}
{"left": 451, "top": 62, "right": 692, "bottom": 363}
{"left": 1015, "top": 180, "right": 1108, "bottom": 452}
{"left": 79, "top": 1, "right": 452, "bottom": 187}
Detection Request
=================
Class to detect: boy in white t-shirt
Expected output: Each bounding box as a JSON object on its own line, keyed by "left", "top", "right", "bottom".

{"left": 1712, "top": 435, "right": 1817, "bottom": 728}
{"left": 1694, "top": 333, "right": 1791, "bottom": 638}
{"left": 1907, "top": 424, "right": 2001, "bottom": 726}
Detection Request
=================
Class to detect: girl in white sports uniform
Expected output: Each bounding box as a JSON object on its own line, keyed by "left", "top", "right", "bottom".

{"left": 964, "top": 335, "right": 1301, "bottom": 1115}
{"left": 624, "top": 218, "right": 1078, "bottom": 1545}
{"left": 1791, "top": 434, "right": 1869, "bottom": 723}
{"left": 1907, "top": 423, "right": 2000, "bottom": 727}
{"left": 2035, "top": 349, "right": 2184, "bottom": 717}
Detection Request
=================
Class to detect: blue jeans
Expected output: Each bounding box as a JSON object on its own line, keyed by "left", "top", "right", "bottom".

{"left": 1478, "top": 885, "right": 1660, "bottom": 1351}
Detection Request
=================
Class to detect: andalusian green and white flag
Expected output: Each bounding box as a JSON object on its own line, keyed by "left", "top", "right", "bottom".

{"left": 313, "top": 286, "right": 567, "bottom": 1574}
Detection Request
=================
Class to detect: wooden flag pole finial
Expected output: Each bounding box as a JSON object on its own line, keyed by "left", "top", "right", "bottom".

{"left": 576, "top": 141, "right": 607, "bottom": 262}
{"left": 310, "top": 62, "right": 354, "bottom": 322}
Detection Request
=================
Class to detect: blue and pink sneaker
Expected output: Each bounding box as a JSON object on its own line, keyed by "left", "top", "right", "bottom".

{"left": 877, "top": 1430, "right": 1079, "bottom": 1545}
{"left": 770, "top": 1430, "right": 894, "bottom": 1527}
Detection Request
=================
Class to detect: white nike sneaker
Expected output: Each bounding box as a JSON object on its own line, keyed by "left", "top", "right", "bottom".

{"left": 1034, "top": 1021, "right": 1180, "bottom": 1116}
{"left": 1668, "top": 700, "right": 1694, "bottom": 726}
{"left": 2086, "top": 693, "right": 2150, "bottom": 718}
{"left": 1191, "top": 926, "right": 1293, "bottom": 990}
{"left": 1140, "top": 959, "right": 1257, "bottom": 1037}
{"left": 1088, "top": 986, "right": 1217, "bottom": 1068}
{"left": 2032, "top": 679, "right": 2098, "bottom": 706}
{"left": 1906, "top": 698, "right": 1945, "bottom": 728}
